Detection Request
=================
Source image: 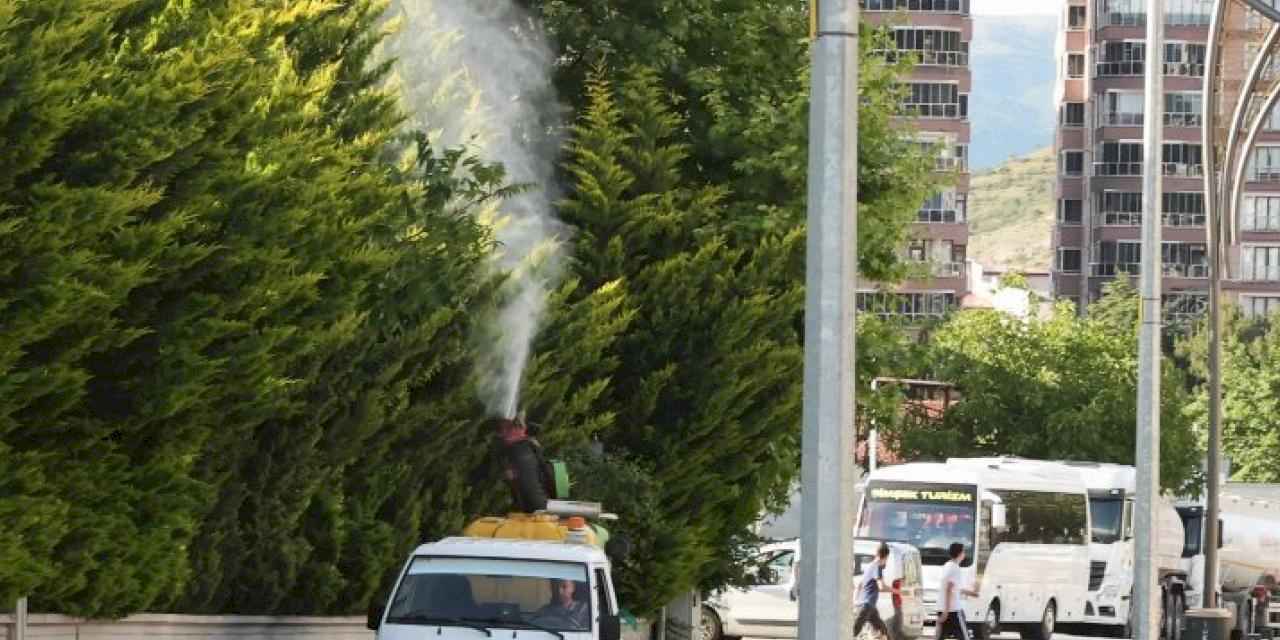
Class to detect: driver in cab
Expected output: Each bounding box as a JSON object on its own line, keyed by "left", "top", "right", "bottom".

{"left": 537, "top": 579, "right": 589, "bottom": 629}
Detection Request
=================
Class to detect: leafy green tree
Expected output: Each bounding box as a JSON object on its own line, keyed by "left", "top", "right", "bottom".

{"left": 1178, "top": 308, "right": 1280, "bottom": 483}
{"left": 0, "top": 0, "right": 516, "bottom": 616}
{"left": 519, "top": 0, "right": 939, "bottom": 277}
{"left": 893, "top": 288, "right": 1202, "bottom": 493}
{"left": 541, "top": 66, "right": 805, "bottom": 614}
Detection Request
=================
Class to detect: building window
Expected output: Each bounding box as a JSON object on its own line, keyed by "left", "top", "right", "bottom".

{"left": 1069, "top": 5, "right": 1088, "bottom": 28}
{"left": 1067, "top": 54, "right": 1086, "bottom": 78}
{"left": 1058, "top": 248, "right": 1083, "bottom": 273}
{"left": 1163, "top": 192, "right": 1205, "bottom": 227}
{"left": 1062, "top": 151, "right": 1085, "bottom": 176}
{"left": 1099, "top": 191, "right": 1143, "bottom": 226}
{"left": 1098, "top": 41, "right": 1145, "bottom": 77}
{"left": 1165, "top": 42, "right": 1207, "bottom": 77}
{"left": 1096, "top": 141, "right": 1143, "bottom": 176}
{"left": 1162, "top": 142, "right": 1203, "bottom": 178}
{"left": 1265, "top": 103, "right": 1280, "bottom": 131}
{"left": 1247, "top": 146, "right": 1280, "bottom": 182}
{"left": 1242, "top": 196, "right": 1280, "bottom": 231}
{"left": 857, "top": 291, "right": 957, "bottom": 322}
{"left": 888, "top": 28, "right": 969, "bottom": 67}
{"left": 1164, "top": 292, "right": 1208, "bottom": 324}
{"left": 1101, "top": 91, "right": 1144, "bottom": 126}
{"left": 1063, "top": 102, "right": 1086, "bottom": 127}
{"left": 1099, "top": 0, "right": 1146, "bottom": 26}
{"left": 1093, "top": 240, "right": 1142, "bottom": 276}
{"left": 1060, "top": 199, "right": 1084, "bottom": 225}
{"left": 918, "top": 190, "right": 966, "bottom": 223}
{"left": 1164, "top": 0, "right": 1213, "bottom": 26}
{"left": 1164, "top": 92, "right": 1203, "bottom": 127}
{"left": 901, "top": 82, "right": 964, "bottom": 119}
{"left": 1242, "top": 295, "right": 1280, "bottom": 318}
{"left": 1162, "top": 242, "right": 1208, "bottom": 278}
{"left": 861, "top": 0, "right": 969, "bottom": 12}
{"left": 1241, "top": 245, "right": 1280, "bottom": 282}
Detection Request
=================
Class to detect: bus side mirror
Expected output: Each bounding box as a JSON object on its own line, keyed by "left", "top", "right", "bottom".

{"left": 367, "top": 603, "right": 385, "bottom": 631}
{"left": 992, "top": 503, "right": 1008, "bottom": 531}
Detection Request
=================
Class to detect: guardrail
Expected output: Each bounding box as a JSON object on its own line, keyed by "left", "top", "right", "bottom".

{"left": 0, "top": 613, "right": 652, "bottom": 640}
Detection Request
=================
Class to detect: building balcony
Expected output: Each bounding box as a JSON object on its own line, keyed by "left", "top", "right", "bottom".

{"left": 1099, "top": 112, "right": 1144, "bottom": 127}
{"left": 1164, "top": 263, "right": 1209, "bottom": 279}
{"left": 1090, "top": 163, "right": 1204, "bottom": 178}
{"left": 1094, "top": 162, "right": 1143, "bottom": 177}
{"left": 875, "top": 49, "right": 970, "bottom": 68}
{"left": 1094, "top": 211, "right": 1207, "bottom": 228}
{"left": 935, "top": 157, "right": 969, "bottom": 173}
{"left": 1089, "top": 263, "right": 1209, "bottom": 278}
{"left": 1164, "top": 112, "right": 1204, "bottom": 127}
{"left": 1096, "top": 61, "right": 1144, "bottom": 77}
{"left": 902, "top": 103, "right": 967, "bottom": 120}
{"left": 917, "top": 209, "right": 966, "bottom": 224}
{"left": 1092, "top": 263, "right": 1141, "bottom": 277}
{"left": 1164, "top": 62, "right": 1206, "bottom": 78}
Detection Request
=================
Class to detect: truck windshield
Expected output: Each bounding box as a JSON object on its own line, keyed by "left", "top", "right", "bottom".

{"left": 1090, "top": 497, "right": 1124, "bottom": 544}
{"left": 386, "top": 557, "right": 591, "bottom": 633}
{"left": 856, "top": 481, "right": 977, "bottom": 567}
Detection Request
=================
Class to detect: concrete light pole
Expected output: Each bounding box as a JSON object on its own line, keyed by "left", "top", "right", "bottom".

{"left": 798, "top": 1, "right": 858, "bottom": 640}
{"left": 1134, "top": 2, "right": 1164, "bottom": 640}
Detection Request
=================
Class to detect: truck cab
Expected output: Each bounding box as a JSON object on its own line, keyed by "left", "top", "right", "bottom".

{"left": 369, "top": 526, "right": 623, "bottom": 640}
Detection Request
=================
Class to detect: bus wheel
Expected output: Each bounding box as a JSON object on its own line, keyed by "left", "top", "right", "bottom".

{"left": 975, "top": 601, "right": 1000, "bottom": 640}
{"left": 1021, "top": 601, "right": 1056, "bottom": 640}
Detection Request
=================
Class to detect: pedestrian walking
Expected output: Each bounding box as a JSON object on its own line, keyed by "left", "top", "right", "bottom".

{"left": 854, "top": 543, "right": 894, "bottom": 640}
{"left": 935, "top": 542, "right": 980, "bottom": 640}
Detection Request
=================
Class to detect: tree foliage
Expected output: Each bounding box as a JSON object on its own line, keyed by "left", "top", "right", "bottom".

{"left": 1178, "top": 308, "right": 1280, "bottom": 483}
{"left": 884, "top": 283, "right": 1202, "bottom": 493}
{"left": 1, "top": 0, "right": 945, "bottom": 618}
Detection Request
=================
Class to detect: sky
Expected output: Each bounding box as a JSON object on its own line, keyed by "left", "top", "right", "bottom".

{"left": 966, "top": 3, "right": 1060, "bottom": 168}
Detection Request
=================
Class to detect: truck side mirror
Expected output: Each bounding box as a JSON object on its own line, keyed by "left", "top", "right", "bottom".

{"left": 1219, "top": 519, "right": 1224, "bottom": 549}
{"left": 992, "top": 503, "right": 1008, "bottom": 531}
{"left": 367, "top": 603, "right": 385, "bottom": 631}
{"left": 600, "top": 613, "right": 622, "bottom": 640}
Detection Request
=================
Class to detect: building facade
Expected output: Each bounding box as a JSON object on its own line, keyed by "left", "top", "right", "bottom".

{"left": 1051, "top": 0, "right": 1280, "bottom": 321}
{"left": 859, "top": 0, "right": 973, "bottom": 323}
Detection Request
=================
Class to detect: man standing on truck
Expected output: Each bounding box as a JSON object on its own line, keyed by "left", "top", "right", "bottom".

{"left": 492, "top": 415, "right": 556, "bottom": 513}
{"left": 937, "top": 542, "right": 980, "bottom": 640}
{"left": 855, "top": 543, "right": 894, "bottom": 639}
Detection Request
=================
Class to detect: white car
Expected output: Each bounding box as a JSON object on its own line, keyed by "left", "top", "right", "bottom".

{"left": 701, "top": 540, "right": 925, "bottom": 640}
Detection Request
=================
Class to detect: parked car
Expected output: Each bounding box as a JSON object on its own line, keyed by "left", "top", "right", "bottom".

{"left": 700, "top": 540, "right": 925, "bottom": 640}
{"left": 702, "top": 539, "right": 800, "bottom": 640}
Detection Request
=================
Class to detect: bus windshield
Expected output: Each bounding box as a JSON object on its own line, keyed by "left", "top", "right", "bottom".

{"left": 1090, "top": 497, "right": 1124, "bottom": 544}
{"left": 857, "top": 481, "right": 977, "bottom": 567}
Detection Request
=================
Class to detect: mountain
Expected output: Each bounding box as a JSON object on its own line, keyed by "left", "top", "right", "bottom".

{"left": 970, "top": 14, "right": 1058, "bottom": 170}
{"left": 968, "top": 146, "right": 1056, "bottom": 271}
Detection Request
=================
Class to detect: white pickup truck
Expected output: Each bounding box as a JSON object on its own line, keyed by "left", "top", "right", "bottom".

{"left": 368, "top": 508, "right": 624, "bottom": 640}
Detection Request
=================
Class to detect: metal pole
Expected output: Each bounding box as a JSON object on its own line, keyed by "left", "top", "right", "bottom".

{"left": 869, "top": 379, "right": 880, "bottom": 473}
{"left": 799, "top": 0, "right": 858, "bottom": 638}
{"left": 1135, "top": 1, "right": 1164, "bottom": 638}
{"left": 15, "top": 596, "right": 27, "bottom": 640}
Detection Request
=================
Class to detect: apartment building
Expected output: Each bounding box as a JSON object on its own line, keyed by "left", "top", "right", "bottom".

{"left": 1051, "top": 0, "right": 1280, "bottom": 322}
{"left": 859, "top": 0, "right": 973, "bottom": 324}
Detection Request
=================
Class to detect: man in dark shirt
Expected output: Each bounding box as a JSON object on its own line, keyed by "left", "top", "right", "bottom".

{"left": 854, "top": 543, "right": 893, "bottom": 639}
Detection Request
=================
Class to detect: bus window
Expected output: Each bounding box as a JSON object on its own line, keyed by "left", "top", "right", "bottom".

{"left": 990, "top": 490, "right": 1087, "bottom": 546}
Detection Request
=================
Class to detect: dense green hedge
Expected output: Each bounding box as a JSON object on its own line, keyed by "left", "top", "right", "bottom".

{"left": 0, "top": 0, "right": 937, "bottom": 617}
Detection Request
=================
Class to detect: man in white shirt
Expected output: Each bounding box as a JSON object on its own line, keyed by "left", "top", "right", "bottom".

{"left": 936, "top": 542, "right": 979, "bottom": 640}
